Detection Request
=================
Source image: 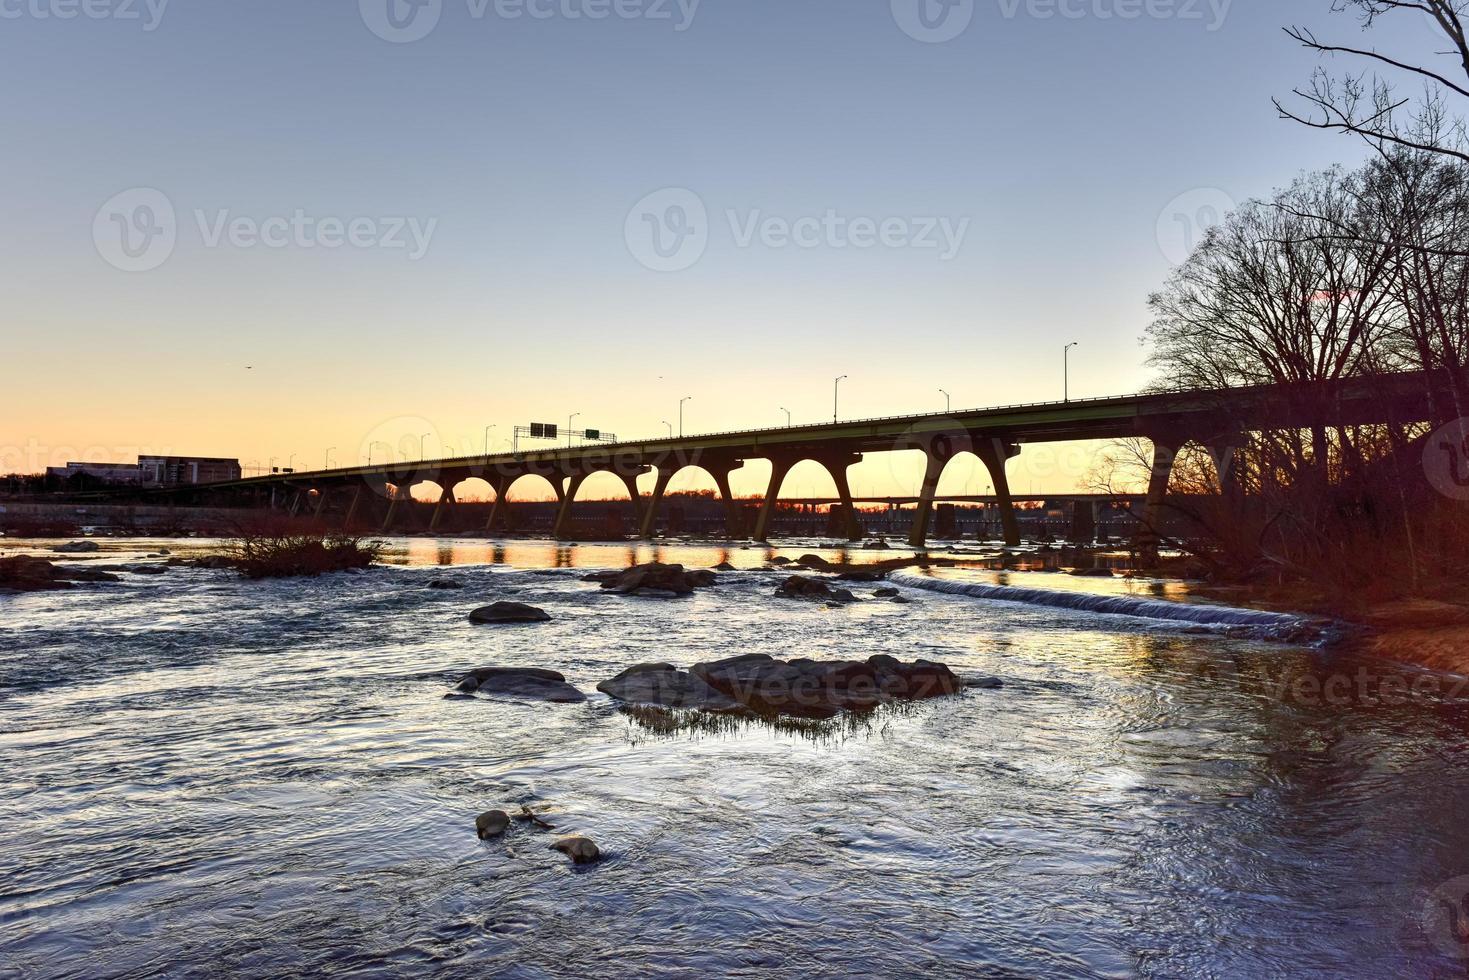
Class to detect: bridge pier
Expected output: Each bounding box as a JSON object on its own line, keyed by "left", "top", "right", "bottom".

{"left": 380, "top": 485, "right": 410, "bottom": 534}
{"left": 485, "top": 475, "right": 513, "bottom": 533}
{"left": 752, "top": 458, "right": 794, "bottom": 542}
{"left": 429, "top": 485, "right": 456, "bottom": 532}
{"left": 710, "top": 463, "right": 745, "bottom": 539}
{"left": 975, "top": 438, "right": 1022, "bottom": 547}
{"left": 552, "top": 474, "right": 586, "bottom": 539}
{"left": 1137, "top": 436, "right": 1181, "bottom": 565}
{"left": 343, "top": 485, "right": 365, "bottom": 531}
{"left": 908, "top": 444, "right": 954, "bottom": 549}
{"left": 639, "top": 469, "right": 675, "bottom": 539}
{"left": 753, "top": 454, "right": 861, "bottom": 543}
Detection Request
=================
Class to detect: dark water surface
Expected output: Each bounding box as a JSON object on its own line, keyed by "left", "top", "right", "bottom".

{"left": 4, "top": 537, "right": 1469, "bottom": 978}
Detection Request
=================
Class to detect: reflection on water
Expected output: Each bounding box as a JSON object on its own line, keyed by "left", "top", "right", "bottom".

{"left": 3, "top": 536, "right": 1469, "bottom": 977}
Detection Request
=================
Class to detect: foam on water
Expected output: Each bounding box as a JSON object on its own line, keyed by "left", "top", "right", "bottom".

{"left": 891, "top": 570, "right": 1303, "bottom": 629}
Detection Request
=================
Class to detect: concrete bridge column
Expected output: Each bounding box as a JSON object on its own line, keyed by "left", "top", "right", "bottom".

{"left": 1202, "top": 434, "right": 1244, "bottom": 501}
{"left": 552, "top": 473, "right": 587, "bottom": 540}
{"left": 752, "top": 458, "right": 795, "bottom": 542}
{"left": 639, "top": 469, "right": 675, "bottom": 539}
{"left": 823, "top": 455, "right": 863, "bottom": 542}
{"left": 710, "top": 464, "right": 745, "bottom": 539}
{"left": 908, "top": 451, "right": 949, "bottom": 549}
{"left": 342, "top": 486, "right": 364, "bottom": 531}
{"left": 619, "top": 473, "right": 645, "bottom": 527}
{"left": 311, "top": 488, "right": 331, "bottom": 521}
{"left": 975, "top": 439, "right": 1022, "bottom": 547}
{"left": 380, "top": 486, "right": 406, "bottom": 534}
{"left": 429, "top": 485, "right": 456, "bottom": 532}
{"left": 485, "top": 475, "right": 513, "bottom": 532}
{"left": 1137, "top": 438, "right": 1181, "bottom": 564}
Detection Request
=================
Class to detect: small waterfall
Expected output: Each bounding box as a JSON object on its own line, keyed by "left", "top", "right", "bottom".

{"left": 891, "top": 571, "right": 1309, "bottom": 632}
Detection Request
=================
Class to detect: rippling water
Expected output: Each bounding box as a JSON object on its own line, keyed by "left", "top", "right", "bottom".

{"left": 4, "top": 537, "right": 1469, "bottom": 978}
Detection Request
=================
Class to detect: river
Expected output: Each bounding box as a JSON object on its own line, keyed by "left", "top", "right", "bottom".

{"left": 3, "top": 537, "right": 1469, "bottom": 978}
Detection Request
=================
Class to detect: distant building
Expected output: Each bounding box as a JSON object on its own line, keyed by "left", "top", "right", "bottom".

{"left": 138, "top": 455, "right": 242, "bottom": 486}
{"left": 44, "top": 461, "right": 143, "bottom": 485}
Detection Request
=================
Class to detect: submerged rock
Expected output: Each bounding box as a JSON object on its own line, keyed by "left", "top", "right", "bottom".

{"left": 1069, "top": 567, "right": 1115, "bottom": 577}
{"left": 0, "top": 556, "right": 120, "bottom": 592}
{"left": 429, "top": 579, "right": 463, "bottom": 590}
{"left": 468, "top": 602, "right": 552, "bottom": 624}
{"left": 550, "top": 835, "right": 600, "bottom": 864}
{"left": 476, "top": 809, "right": 510, "bottom": 838}
{"left": 455, "top": 666, "right": 585, "bottom": 703}
{"left": 873, "top": 587, "right": 899, "bottom": 598}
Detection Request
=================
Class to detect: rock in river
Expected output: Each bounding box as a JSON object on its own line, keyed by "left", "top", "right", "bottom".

{"left": 582, "top": 562, "right": 715, "bottom": 597}
{"left": 454, "top": 666, "right": 586, "bottom": 703}
{"left": 595, "top": 662, "right": 742, "bottom": 712}
{"left": 775, "top": 575, "right": 859, "bottom": 604}
{"left": 600, "top": 653, "right": 967, "bottom": 720}
{"left": 468, "top": 601, "right": 552, "bottom": 624}
{"left": 476, "top": 809, "right": 510, "bottom": 838}
{"left": 0, "top": 556, "right": 120, "bottom": 592}
{"left": 51, "top": 540, "right": 100, "bottom": 554}
{"left": 550, "top": 836, "right": 601, "bottom": 864}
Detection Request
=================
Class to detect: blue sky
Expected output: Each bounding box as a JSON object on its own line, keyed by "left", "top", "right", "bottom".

{"left": 0, "top": 0, "right": 1439, "bottom": 494}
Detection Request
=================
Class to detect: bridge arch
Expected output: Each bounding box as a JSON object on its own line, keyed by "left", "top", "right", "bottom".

{"left": 751, "top": 452, "right": 862, "bottom": 543}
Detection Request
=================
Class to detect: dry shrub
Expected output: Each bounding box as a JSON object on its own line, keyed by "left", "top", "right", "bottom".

{"left": 227, "top": 532, "right": 382, "bottom": 579}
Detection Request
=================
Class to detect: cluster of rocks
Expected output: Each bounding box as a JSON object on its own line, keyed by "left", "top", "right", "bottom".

{"left": 775, "top": 575, "right": 861, "bottom": 605}
{"left": 597, "top": 652, "right": 993, "bottom": 720}
{"left": 581, "top": 562, "right": 717, "bottom": 596}
{"left": 0, "top": 556, "right": 120, "bottom": 592}
{"left": 473, "top": 805, "right": 599, "bottom": 865}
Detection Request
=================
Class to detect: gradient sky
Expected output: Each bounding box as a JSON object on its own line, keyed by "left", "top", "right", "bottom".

{"left": 0, "top": 0, "right": 1438, "bottom": 499}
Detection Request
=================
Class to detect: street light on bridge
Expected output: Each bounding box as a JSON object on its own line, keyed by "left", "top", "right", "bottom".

{"left": 483, "top": 425, "right": 495, "bottom": 457}
{"left": 833, "top": 375, "right": 848, "bottom": 423}
{"left": 569, "top": 413, "right": 580, "bottom": 448}
{"left": 779, "top": 407, "right": 791, "bottom": 426}
{"left": 939, "top": 389, "right": 951, "bottom": 413}
{"left": 418, "top": 433, "right": 430, "bottom": 461}
{"left": 1064, "top": 342, "right": 1079, "bottom": 402}
{"left": 662, "top": 420, "right": 673, "bottom": 438}
{"left": 679, "top": 396, "right": 691, "bottom": 437}
{"left": 325, "top": 447, "right": 335, "bottom": 470}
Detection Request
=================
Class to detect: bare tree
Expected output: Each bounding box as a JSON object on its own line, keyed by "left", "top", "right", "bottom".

{"left": 1276, "top": 1, "right": 1469, "bottom": 163}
